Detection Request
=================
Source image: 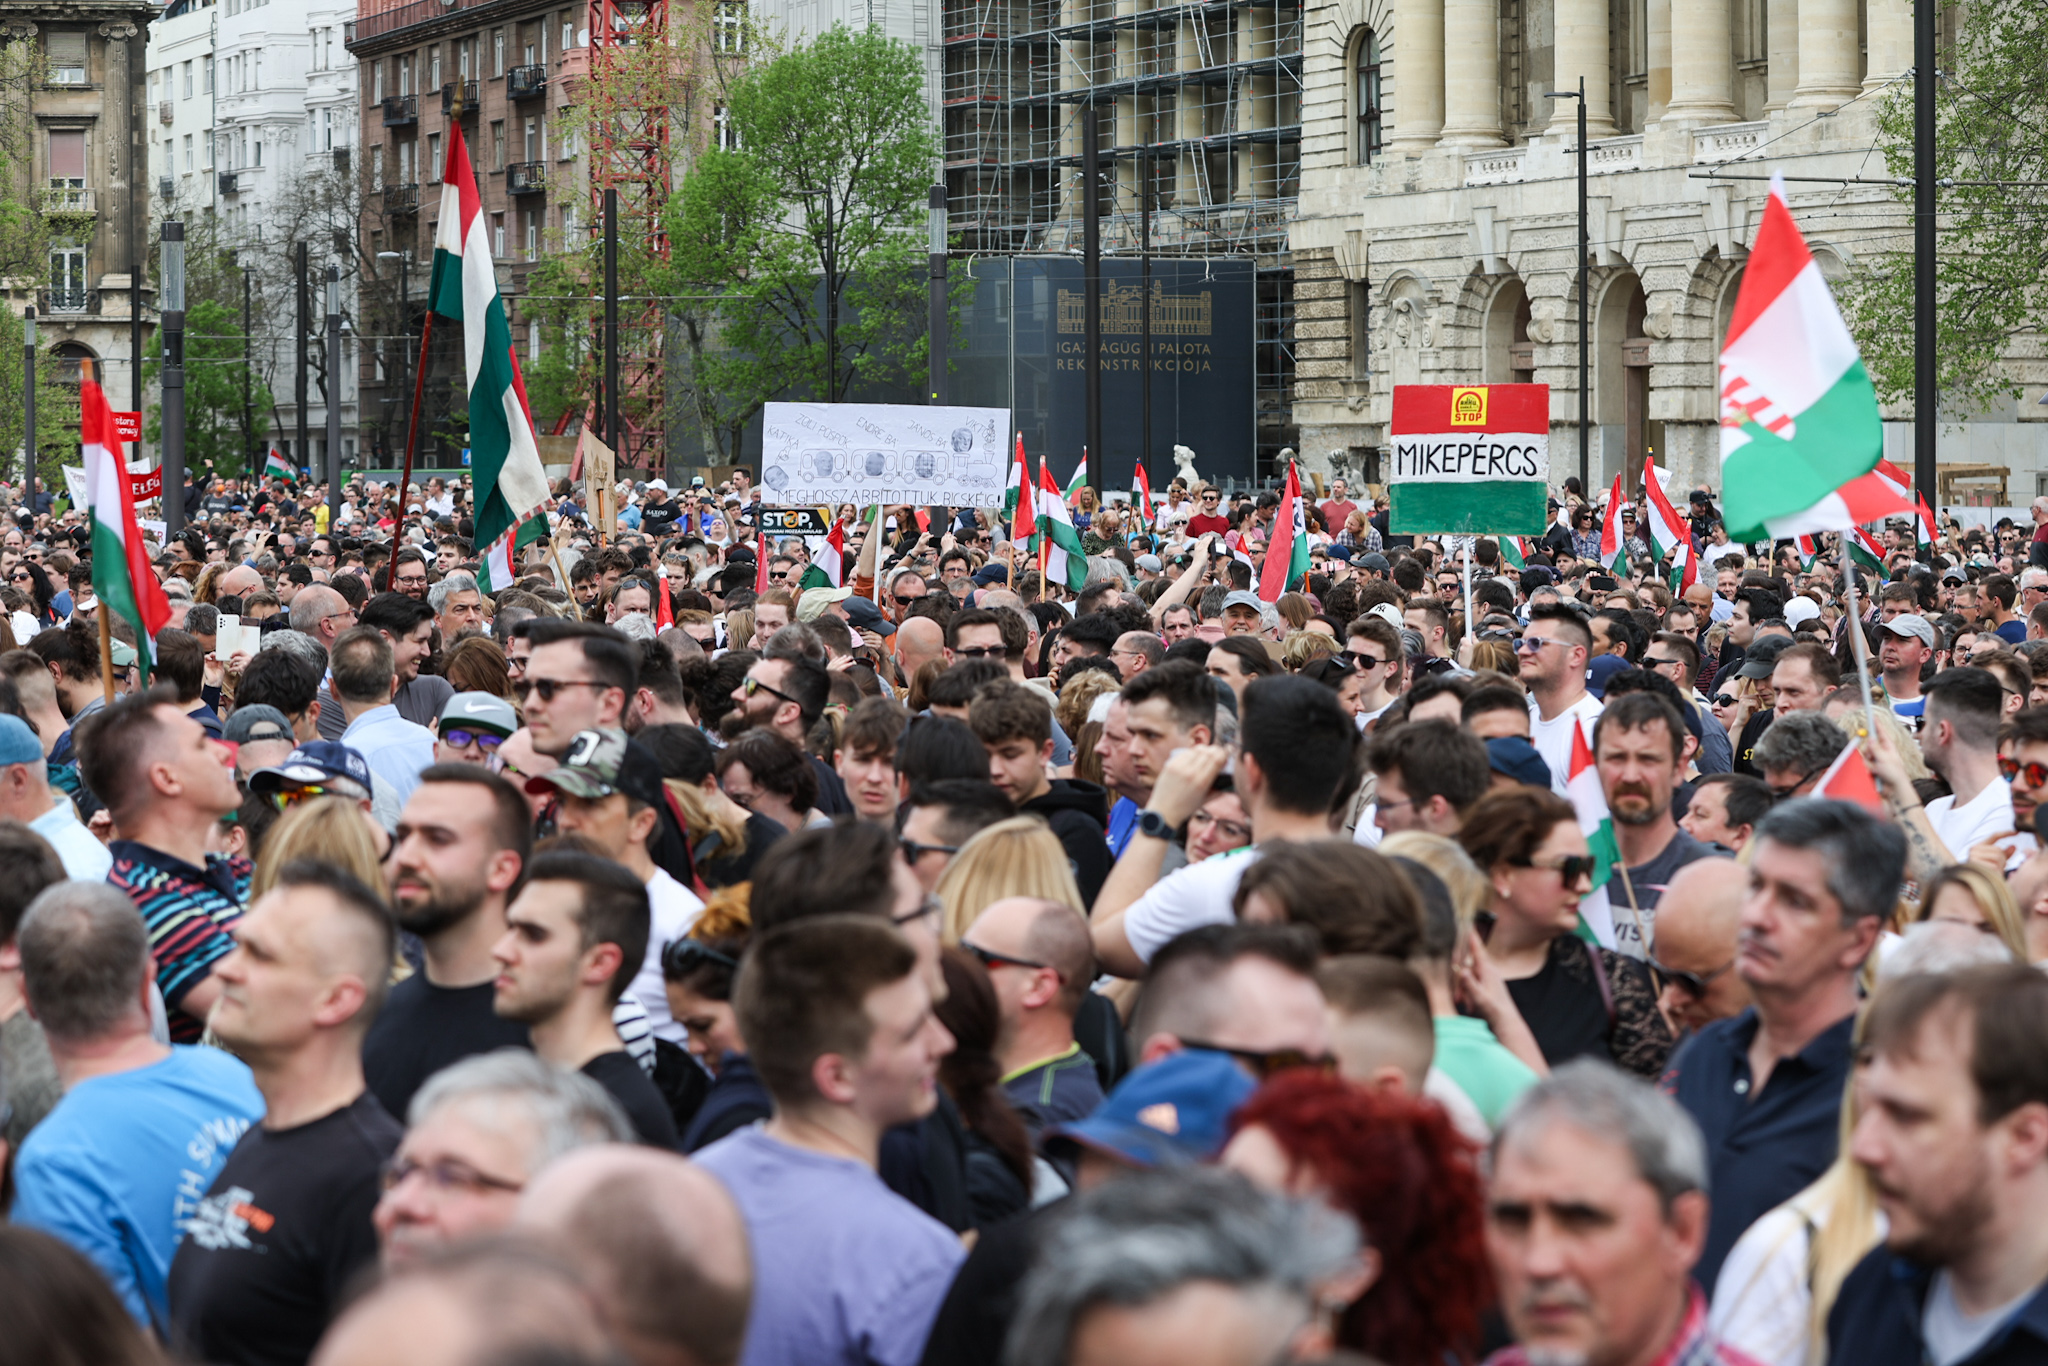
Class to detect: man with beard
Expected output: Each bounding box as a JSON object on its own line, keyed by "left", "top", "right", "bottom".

{"left": 1662, "top": 798, "right": 1901, "bottom": 1294}
{"left": 1826, "top": 965, "right": 2048, "bottom": 1366}
{"left": 1592, "top": 692, "right": 1724, "bottom": 961}
{"left": 364, "top": 765, "right": 534, "bottom": 1120}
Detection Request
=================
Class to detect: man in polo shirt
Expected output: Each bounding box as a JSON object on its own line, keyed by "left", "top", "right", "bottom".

{"left": 332, "top": 626, "right": 437, "bottom": 806}
{"left": 529, "top": 727, "right": 703, "bottom": 1046}
{"left": 1661, "top": 797, "right": 1904, "bottom": 1292}
{"left": 0, "top": 713, "right": 109, "bottom": 878}
{"left": 434, "top": 691, "right": 519, "bottom": 769}
{"left": 965, "top": 896, "right": 1104, "bottom": 1138}
{"left": 78, "top": 689, "right": 249, "bottom": 1043}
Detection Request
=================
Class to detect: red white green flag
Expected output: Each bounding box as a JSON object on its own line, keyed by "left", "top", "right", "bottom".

{"left": 264, "top": 445, "right": 292, "bottom": 480}
{"left": 84, "top": 372, "right": 172, "bottom": 682}
{"left": 1719, "top": 175, "right": 1908, "bottom": 540}
{"left": 801, "top": 518, "right": 846, "bottom": 589}
{"left": 1132, "top": 460, "right": 1155, "bottom": 529}
{"left": 1037, "top": 459, "right": 1088, "bottom": 590}
{"left": 430, "top": 123, "right": 550, "bottom": 561}
{"left": 1598, "top": 474, "right": 1630, "bottom": 575}
{"left": 1009, "top": 435, "right": 1036, "bottom": 550}
{"left": 1258, "top": 460, "right": 1310, "bottom": 601}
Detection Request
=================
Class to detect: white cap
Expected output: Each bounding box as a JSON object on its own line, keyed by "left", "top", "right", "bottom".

{"left": 647, "top": 479, "right": 669, "bottom": 492}
{"left": 1784, "top": 596, "right": 1821, "bottom": 629}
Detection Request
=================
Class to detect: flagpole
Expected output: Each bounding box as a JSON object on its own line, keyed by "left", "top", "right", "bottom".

{"left": 98, "top": 605, "right": 115, "bottom": 704}
{"left": 1838, "top": 532, "right": 1882, "bottom": 742}
{"left": 1462, "top": 539, "right": 1477, "bottom": 650}
{"left": 388, "top": 306, "right": 437, "bottom": 592}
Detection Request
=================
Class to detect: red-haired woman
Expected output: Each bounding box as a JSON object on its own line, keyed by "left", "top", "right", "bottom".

{"left": 1223, "top": 1072, "right": 1495, "bottom": 1366}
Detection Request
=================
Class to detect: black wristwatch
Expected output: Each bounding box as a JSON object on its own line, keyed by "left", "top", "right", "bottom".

{"left": 1137, "top": 809, "right": 1178, "bottom": 841}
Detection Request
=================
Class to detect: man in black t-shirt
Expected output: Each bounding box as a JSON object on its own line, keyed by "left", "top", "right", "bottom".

{"left": 366, "top": 765, "right": 536, "bottom": 1120}
{"left": 168, "top": 862, "right": 404, "bottom": 1366}
{"left": 491, "top": 849, "right": 678, "bottom": 1148}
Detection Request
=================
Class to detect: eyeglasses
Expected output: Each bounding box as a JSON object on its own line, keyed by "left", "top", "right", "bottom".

{"left": 2000, "top": 756, "right": 2048, "bottom": 787}
{"left": 1711, "top": 693, "right": 1738, "bottom": 708}
{"left": 900, "top": 837, "right": 960, "bottom": 864}
{"left": 1514, "top": 636, "right": 1567, "bottom": 653}
{"left": 1642, "top": 656, "right": 1684, "bottom": 670}
{"left": 380, "top": 1155, "right": 525, "bottom": 1196}
{"left": 891, "top": 893, "right": 943, "bottom": 928}
{"left": 894, "top": 594, "right": 926, "bottom": 607}
{"left": 440, "top": 728, "right": 506, "bottom": 752}
{"left": 1188, "top": 808, "right": 1252, "bottom": 843}
{"left": 1177, "top": 1040, "right": 1338, "bottom": 1081}
{"left": 661, "top": 937, "right": 740, "bottom": 977}
{"left": 526, "top": 677, "right": 615, "bottom": 703}
{"left": 742, "top": 675, "right": 802, "bottom": 708}
{"left": 1649, "top": 956, "right": 1737, "bottom": 1000}
{"left": 1341, "top": 651, "right": 1391, "bottom": 670}
{"left": 950, "top": 645, "right": 1007, "bottom": 659}
{"left": 961, "top": 941, "right": 1057, "bottom": 976}
{"left": 1512, "top": 853, "right": 1597, "bottom": 887}
{"left": 271, "top": 783, "right": 356, "bottom": 811}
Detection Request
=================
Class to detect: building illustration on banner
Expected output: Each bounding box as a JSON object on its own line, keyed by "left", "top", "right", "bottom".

{"left": 758, "top": 404, "right": 1012, "bottom": 508}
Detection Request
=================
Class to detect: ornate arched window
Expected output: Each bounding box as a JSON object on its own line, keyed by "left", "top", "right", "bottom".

{"left": 1355, "top": 29, "right": 1383, "bottom": 165}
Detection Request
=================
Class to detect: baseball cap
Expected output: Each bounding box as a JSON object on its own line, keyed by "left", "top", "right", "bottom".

{"left": 844, "top": 597, "right": 896, "bottom": 637}
{"left": 1135, "top": 554, "right": 1163, "bottom": 573}
{"left": 972, "top": 563, "right": 1010, "bottom": 588}
{"left": 248, "top": 741, "right": 373, "bottom": 800}
{"left": 797, "top": 586, "right": 855, "bottom": 622}
{"left": 1321, "top": 545, "right": 1354, "bottom": 564}
{"left": 1881, "top": 613, "right": 1937, "bottom": 649}
{"left": 1485, "top": 736, "right": 1552, "bottom": 789}
{"left": 1221, "top": 590, "right": 1265, "bottom": 614}
{"left": 223, "top": 705, "right": 295, "bottom": 747}
{"left": 0, "top": 714, "right": 41, "bottom": 767}
{"left": 524, "top": 727, "right": 667, "bottom": 808}
{"left": 1783, "top": 596, "right": 1821, "bottom": 629}
{"left": 439, "top": 691, "right": 520, "bottom": 738}
{"left": 1587, "top": 653, "right": 1633, "bottom": 698}
{"left": 647, "top": 479, "right": 669, "bottom": 492}
{"left": 1356, "top": 552, "right": 1391, "bottom": 573}
{"left": 1941, "top": 566, "right": 1966, "bottom": 584}
{"left": 1736, "top": 633, "right": 1796, "bottom": 679}
{"left": 1042, "top": 1050, "right": 1259, "bottom": 1170}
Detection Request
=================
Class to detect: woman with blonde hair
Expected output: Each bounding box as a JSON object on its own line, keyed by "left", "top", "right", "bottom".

{"left": 251, "top": 797, "right": 391, "bottom": 901}
{"left": 1282, "top": 630, "right": 1339, "bottom": 672}
{"left": 1914, "top": 862, "right": 2027, "bottom": 961}
{"left": 935, "top": 814, "right": 1084, "bottom": 944}
{"left": 1055, "top": 668, "right": 1120, "bottom": 747}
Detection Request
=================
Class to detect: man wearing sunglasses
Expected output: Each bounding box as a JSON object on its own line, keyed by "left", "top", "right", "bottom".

{"left": 733, "top": 642, "right": 853, "bottom": 816}
{"left": 1648, "top": 858, "right": 1752, "bottom": 1038}
{"left": 248, "top": 741, "right": 378, "bottom": 821}
{"left": 1521, "top": 603, "right": 1603, "bottom": 797}
{"left": 1184, "top": 488, "right": 1230, "bottom": 539}
{"left": 522, "top": 620, "right": 637, "bottom": 762}
{"left": 434, "top": 692, "right": 518, "bottom": 769}
{"left": 964, "top": 895, "right": 1104, "bottom": 1137}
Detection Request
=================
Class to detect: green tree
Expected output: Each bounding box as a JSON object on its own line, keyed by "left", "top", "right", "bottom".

{"left": 143, "top": 298, "right": 274, "bottom": 477}
{"left": 0, "top": 42, "right": 76, "bottom": 494}
{"left": 665, "top": 24, "right": 941, "bottom": 444}
{"left": 1840, "top": 0, "right": 2048, "bottom": 412}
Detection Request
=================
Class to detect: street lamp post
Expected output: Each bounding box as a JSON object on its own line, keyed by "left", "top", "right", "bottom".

{"left": 376, "top": 250, "right": 412, "bottom": 460}
{"left": 325, "top": 265, "right": 342, "bottom": 534}
{"left": 21, "top": 307, "right": 34, "bottom": 508}
{"left": 161, "top": 222, "right": 187, "bottom": 540}
{"left": 927, "top": 182, "right": 946, "bottom": 406}
{"left": 1545, "top": 80, "right": 1590, "bottom": 499}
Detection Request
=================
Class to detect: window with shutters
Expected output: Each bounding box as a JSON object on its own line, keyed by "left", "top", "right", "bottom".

{"left": 428, "top": 131, "right": 441, "bottom": 180}
{"left": 48, "top": 129, "right": 86, "bottom": 187}
{"left": 493, "top": 30, "right": 505, "bottom": 76}
{"left": 491, "top": 121, "right": 505, "bottom": 169}
{"left": 44, "top": 31, "right": 86, "bottom": 85}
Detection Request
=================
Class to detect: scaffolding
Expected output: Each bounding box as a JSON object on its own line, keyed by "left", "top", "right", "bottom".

{"left": 941, "top": 0, "right": 1301, "bottom": 460}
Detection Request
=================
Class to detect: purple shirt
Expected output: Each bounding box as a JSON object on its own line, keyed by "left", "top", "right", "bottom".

{"left": 695, "top": 1126, "right": 965, "bottom": 1366}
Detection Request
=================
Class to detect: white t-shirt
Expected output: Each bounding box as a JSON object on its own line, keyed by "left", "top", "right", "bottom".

{"left": 1925, "top": 779, "right": 2016, "bottom": 862}
{"left": 1528, "top": 691, "right": 1604, "bottom": 796}
{"left": 1710, "top": 1198, "right": 1887, "bottom": 1366}
{"left": 633, "top": 867, "right": 705, "bottom": 1044}
{"left": 1122, "top": 846, "right": 1262, "bottom": 964}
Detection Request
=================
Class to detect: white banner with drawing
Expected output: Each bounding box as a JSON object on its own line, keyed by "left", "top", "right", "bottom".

{"left": 758, "top": 403, "right": 1012, "bottom": 509}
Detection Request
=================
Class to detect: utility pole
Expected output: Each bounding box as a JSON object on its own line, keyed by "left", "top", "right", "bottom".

{"left": 604, "top": 187, "right": 620, "bottom": 468}
{"left": 242, "top": 259, "right": 254, "bottom": 473}
{"left": 1082, "top": 105, "right": 1102, "bottom": 495}
{"left": 161, "top": 223, "right": 186, "bottom": 540}
{"left": 1140, "top": 157, "right": 1152, "bottom": 496}
{"left": 927, "top": 182, "right": 947, "bottom": 406}
{"left": 130, "top": 257, "right": 142, "bottom": 440}
{"left": 325, "top": 265, "right": 341, "bottom": 533}
{"left": 296, "top": 241, "right": 308, "bottom": 477}
{"left": 1545, "top": 80, "right": 1590, "bottom": 496}
{"left": 21, "top": 308, "right": 34, "bottom": 506}
{"left": 1913, "top": 0, "right": 1937, "bottom": 514}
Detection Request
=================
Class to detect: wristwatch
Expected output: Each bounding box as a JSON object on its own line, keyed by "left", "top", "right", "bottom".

{"left": 1137, "top": 809, "right": 1179, "bottom": 841}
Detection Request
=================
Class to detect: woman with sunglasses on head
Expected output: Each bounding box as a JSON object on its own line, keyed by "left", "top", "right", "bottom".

{"left": 661, "top": 889, "right": 767, "bottom": 1152}
{"left": 1457, "top": 787, "right": 1674, "bottom": 1078}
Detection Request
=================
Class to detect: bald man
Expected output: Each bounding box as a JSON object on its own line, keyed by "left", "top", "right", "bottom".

{"left": 895, "top": 616, "right": 946, "bottom": 684}
{"left": 1650, "top": 858, "right": 1754, "bottom": 1037}
{"left": 291, "top": 584, "right": 356, "bottom": 652}
{"left": 964, "top": 896, "right": 1104, "bottom": 1136}
{"left": 517, "top": 1146, "right": 753, "bottom": 1366}
{"left": 219, "top": 564, "right": 265, "bottom": 600}
{"left": 312, "top": 1241, "right": 614, "bottom": 1366}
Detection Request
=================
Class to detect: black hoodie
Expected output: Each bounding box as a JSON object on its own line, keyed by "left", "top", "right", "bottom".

{"left": 1020, "top": 778, "right": 1111, "bottom": 906}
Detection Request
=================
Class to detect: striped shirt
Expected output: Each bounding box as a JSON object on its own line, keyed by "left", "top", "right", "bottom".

{"left": 106, "top": 841, "right": 251, "bottom": 1044}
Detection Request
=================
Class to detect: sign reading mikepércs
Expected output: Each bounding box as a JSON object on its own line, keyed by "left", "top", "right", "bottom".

{"left": 1388, "top": 384, "right": 1551, "bottom": 535}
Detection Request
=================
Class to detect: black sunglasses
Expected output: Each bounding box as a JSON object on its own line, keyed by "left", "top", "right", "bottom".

{"left": 961, "top": 941, "right": 1056, "bottom": 977}
{"left": 1650, "top": 956, "right": 1736, "bottom": 1000}
{"left": 525, "top": 677, "right": 615, "bottom": 703}
{"left": 1176, "top": 1040, "right": 1338, "bottom": 1082}
{"left": 1511, "top": 854, "right": 1597, "bottom": 886}
{"left": 899, "top": 837, "right": 960, "bottom": 864}
{"left": 661, "top": 938, "right": 739, "bottom": 977}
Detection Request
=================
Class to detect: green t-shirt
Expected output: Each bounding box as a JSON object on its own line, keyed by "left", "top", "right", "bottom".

{"left": 1433, "top": 1015, "right": 1540, "bottom": 1128}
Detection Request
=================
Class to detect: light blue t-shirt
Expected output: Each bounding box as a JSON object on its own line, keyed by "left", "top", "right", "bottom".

{"left": 12, "top": 1046, "right": 265, "bottom": 1329}
{"left": 696, "top": 1125, "right": 965, "bottom": 1366}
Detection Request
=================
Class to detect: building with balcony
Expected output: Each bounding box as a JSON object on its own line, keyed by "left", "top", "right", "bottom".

{"left": 1288, "top": 0, "right": 2048, "bottom": 495}
{"left": 345, "top": 0, "right": 591, "bottom": 465}
{"left": 5, "top": 5, "right": 156, "bottom": 410}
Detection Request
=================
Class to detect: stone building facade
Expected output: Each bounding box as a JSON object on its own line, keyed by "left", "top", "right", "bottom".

{"left": 1286, "top": 0, "right": 2048, "bottom": 497}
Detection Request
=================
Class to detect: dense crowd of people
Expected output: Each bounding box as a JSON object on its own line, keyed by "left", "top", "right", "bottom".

{"left": 2, "top": 462, "right": 2048, "bottom": 1366}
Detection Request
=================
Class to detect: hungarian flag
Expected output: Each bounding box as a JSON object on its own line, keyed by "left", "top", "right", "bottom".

{"left": 1870, "top": 459, "right": 1934, "bottom": 546}
{"left": 1258, "top": 460, "right": 1310, "bottom": 601}
{"left": 1497, "top": 536, "right": 1528, "bottom": 570}
{"left": 653, "top": 563, "right": 674, "bottom": 629}
{"left": 754, "top": 529, "right": 770, "bottom": 596}
{"left": 1598, "top": 474, "right": 1630, "bottom": 575}
{"left": 430, "top": 124, "right": 550, "bottom": 562}
{"left": 83, "top": 372, "right": 172, "bottom": 682}
{"left": 477, "top": 518, "right": 531, "bottom": 592}
{"left": 1009, "top": 438, "right": 1036, "bottom": 550}
{"left": 1036, "top": 459, "right": 1088, "bottom": 590}
{"left": 1064, "top": 458, "right": 1089, "bottom": 506}
{"left": 264, "top": 445, "right": 292, "bottom": 480}
{"left": 801, "top": 518, "right": 845, "bottom": 589}
{"left": 1643, "top": 459, "right": 1695, "bottom": 601}
{"left": 1131, "top": 460, "right": 1155, "bottom": 529}
{"left": 1719, "top": 175, "right": 1908, "bottom": 541}
{"left": 1849, "top": 527, "right": 1887, "bottom": 576}
{"left": 1565, "top": 718, "right": 1623, "bottom": 953}
{"left": 1813, "top": 738, "right": 1885, "bottom": 815}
